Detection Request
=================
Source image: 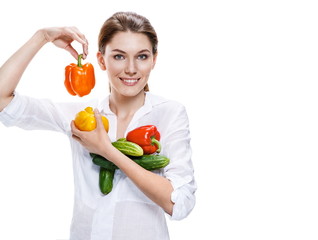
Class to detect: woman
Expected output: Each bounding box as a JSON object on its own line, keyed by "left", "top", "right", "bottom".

{"left": 0, "top": 12, "right": 196, "bottom": 240}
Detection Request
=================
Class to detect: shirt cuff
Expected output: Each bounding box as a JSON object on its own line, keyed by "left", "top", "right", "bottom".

{"left": 166, "top": 174, "right": 197, "bottom": 220}
{"left": 170, "top": 184, "right": 196, "bottom": 220}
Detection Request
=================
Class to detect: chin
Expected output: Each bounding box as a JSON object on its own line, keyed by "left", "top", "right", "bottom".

{"left": 115, "top": 87, "right": 146, "bottom": 98}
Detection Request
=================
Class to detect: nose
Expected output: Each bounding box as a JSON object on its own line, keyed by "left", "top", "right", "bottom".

{"left": 125, "top": 58, "right": 137, "bottom": 76}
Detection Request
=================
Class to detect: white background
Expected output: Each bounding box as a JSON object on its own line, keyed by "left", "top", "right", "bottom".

{"left": 0, "top": 0, "right": 318, "bottom": 239}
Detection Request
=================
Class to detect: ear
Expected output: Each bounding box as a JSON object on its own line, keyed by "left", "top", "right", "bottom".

{"left": 152, "top": 52, "right": 158, "bottom": 69}
{"left": 97, "top": 52, "right": 106, "bottom": 70}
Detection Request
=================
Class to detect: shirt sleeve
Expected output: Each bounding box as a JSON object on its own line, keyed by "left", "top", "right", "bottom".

{"left": 161, "top": 103, "right": 197, "bottom": 220}
{"left": 0, "top": 92, "right": 83, "bottom": 134}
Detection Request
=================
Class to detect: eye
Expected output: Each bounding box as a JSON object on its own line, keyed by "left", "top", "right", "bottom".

{"left": 114, "top": 54, "right": 125, "bottom": 60}
{"left": 137, "top": 54, "right": 149, "bottom": 60}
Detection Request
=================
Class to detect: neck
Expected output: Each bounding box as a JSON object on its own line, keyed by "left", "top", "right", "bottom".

{"left": 109, "top": 91, "right": 146, "bottom": 119}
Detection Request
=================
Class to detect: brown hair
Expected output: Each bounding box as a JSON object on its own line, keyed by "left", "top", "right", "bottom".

{"left": 98, "top": 12, "right": 158, "bottom": 92}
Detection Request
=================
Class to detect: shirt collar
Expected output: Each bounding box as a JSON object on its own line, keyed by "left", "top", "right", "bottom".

{"left": 98, "top": 92, "right": 168, "bottom": 116}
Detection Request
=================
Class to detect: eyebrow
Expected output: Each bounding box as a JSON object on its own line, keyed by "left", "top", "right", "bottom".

{"left": 112, "top": 49, "right": 151, "bottom": 54}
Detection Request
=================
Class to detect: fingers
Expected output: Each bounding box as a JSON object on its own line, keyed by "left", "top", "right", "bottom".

{"left": 67, "top": 26, "right": 89, "bottom": 58}
{"left": 63, "top": 27, "right": 88, "bottom": 60}
{"left": 94, "top": 109, "right": 104, "bottom": 130}
{"left": 46, "top": 26, "right": 89, "bottom": 59}
{"left": 82, "top": 40, "right": 89, "bottom": 59}
{"left": 70, "top": 120, "right": 82, "bottom": 141}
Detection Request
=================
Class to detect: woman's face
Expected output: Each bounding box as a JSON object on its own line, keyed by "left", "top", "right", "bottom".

{"left": 97, "top": 31, "right": 157, "bottom": 97}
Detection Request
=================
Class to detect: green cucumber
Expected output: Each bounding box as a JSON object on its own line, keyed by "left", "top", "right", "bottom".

{"left": 99, "top": 167, "right": 115, "bottom": 195}
{"left": 112, "top": 139, "right": 143, "bottom": 156}
{"left": 91, "top": 154, "right": 169, "bottom": 171}
{"left": 131, "top": 155, "right": 170, "bottom": 170}
{"left": 92, "top": 154, "right": 118, "bottom": 171}
{"left": 91, "top": 145, "right": 169, "bottom": 195}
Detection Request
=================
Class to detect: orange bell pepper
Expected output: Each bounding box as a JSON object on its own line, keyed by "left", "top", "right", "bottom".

{"left": 64, "top": 54, "right": 95, "bottom": 97}
{"left": 74, "top": 107, "right": 109, "bottom": 132}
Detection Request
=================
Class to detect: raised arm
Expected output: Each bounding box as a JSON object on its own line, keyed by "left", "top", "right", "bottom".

{"left": 0, "top": 27, "right": 88, "bottom": 111}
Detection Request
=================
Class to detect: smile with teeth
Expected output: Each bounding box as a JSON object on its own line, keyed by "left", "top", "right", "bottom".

{"left": 120, "top": 78, "right": 140, "bottom": 86}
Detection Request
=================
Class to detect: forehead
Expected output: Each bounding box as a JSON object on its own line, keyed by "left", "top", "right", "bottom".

{"left": 106, "top": 31, "right": 152, "bottom": 53}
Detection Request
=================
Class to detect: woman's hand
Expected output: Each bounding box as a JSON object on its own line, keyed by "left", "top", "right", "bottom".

{"left": 41, "top": 27, "right": 88, "bottom": 59}
{"left": 0, "top": 26, "right": 88, "bottom": 111}
{"left": 71, "top": 109, "right": 113, "bottom": 156}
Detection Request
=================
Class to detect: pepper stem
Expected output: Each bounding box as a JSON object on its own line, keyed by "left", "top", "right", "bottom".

{"left": 151, "top": 137, "right": 161, "bottom": 153}
{"left": 77, "top": 54, "right": 83, "bottom": 68}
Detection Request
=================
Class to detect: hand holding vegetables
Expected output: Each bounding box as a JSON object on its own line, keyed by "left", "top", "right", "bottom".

{"left": 71, "top": 107, "right": 115, "bottom": 194}
{"left": 74, "top": 107, "right": 109, "bottom": 132}
{"left": 71, "top": 107, "right": 111, "bottom": 155}
{"left": 71, "top": 109, "right": 169, "bottom": 195}
{"left": 42, "top": 27, "right": 88, "bottom": 59}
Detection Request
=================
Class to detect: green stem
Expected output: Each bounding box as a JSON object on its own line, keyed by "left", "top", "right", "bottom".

{"left": 77, "top": 54, "right": 83, "bottom": 68}
{"left": 151, "top": 137, "right": 161, "bottom": 153}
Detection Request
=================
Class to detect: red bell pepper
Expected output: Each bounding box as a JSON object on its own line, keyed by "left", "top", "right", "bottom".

{"left": 126, "top": 125, "right": 161, "bottom": 154}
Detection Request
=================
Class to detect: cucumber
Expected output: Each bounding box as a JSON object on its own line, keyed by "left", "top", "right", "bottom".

{"left": 112, "top": 139, "right": 143, "bottom": 156}
{"left": 99, "top": 167, "right": 115, "bottom": 195}
{"left": 90, "top": 143, "right": 169, "bottom": 195}
{"left": 131, "top": 155, "right": 170, "bottom": 170}
{"left": 92, "top": 154, "right": 118, "bottom": 171}
{"left": 91, "top": 154, "right": 169, "bottom": 171}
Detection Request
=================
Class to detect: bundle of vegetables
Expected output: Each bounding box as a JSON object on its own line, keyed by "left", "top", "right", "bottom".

{"left": 74, "top": 107, "right": 169, "bottom": 195}
{"left": 91, "top": 125, "right": 170, "bottom": 195}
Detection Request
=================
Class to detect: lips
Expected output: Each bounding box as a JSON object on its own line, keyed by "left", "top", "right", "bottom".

{"left": 120, "top": 77, "right": 140, "bottom": 86}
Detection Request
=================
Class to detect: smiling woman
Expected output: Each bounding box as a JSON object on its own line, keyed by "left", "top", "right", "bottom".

{"left": 98, "top": 11, "right": 159, "bottom": 93}
{"left": 0, "top": 11, "right": 196, "bottom": 240}
{"left": 98, "top": 31, "right": 156, "bottom": 97}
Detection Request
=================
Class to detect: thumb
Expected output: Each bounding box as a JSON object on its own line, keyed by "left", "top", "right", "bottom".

{"left": 94, "top": 108, "right": 103, "bottom": 129}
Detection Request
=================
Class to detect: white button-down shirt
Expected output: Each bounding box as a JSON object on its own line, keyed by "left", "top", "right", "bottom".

{"left": 0, "top": 92, "right": 196, "bottom": 240}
